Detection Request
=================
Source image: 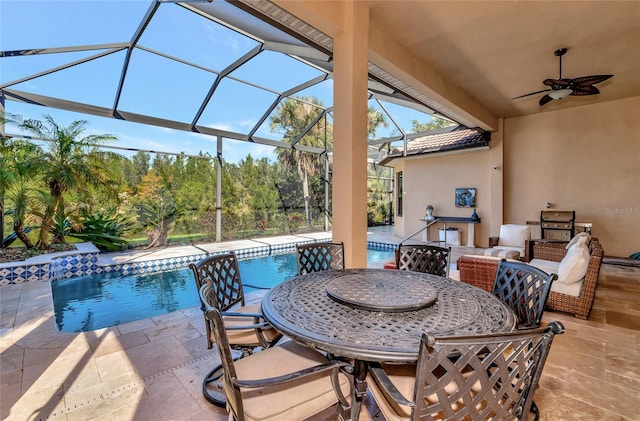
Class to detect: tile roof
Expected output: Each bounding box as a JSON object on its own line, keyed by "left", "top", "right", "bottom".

{"left": 378, "top": 126, "right": 490, "bottom": 165}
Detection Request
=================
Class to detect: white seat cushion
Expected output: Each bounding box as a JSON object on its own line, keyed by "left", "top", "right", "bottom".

{"left": 557, "top": 244, "right": 590, "bottom": 285}
{"left": 529, "top": 257, "right": 585, "bottom": 297}
{"left": 550, "top": 277, "right": 583, "bottom": 297}
{"left": 529, "top": 258, "right": 560, "bottom": 275}
{"left": 497, "top": 224, "right": 531, "bottom": 248}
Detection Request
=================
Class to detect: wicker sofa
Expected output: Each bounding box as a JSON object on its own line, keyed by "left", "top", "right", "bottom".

{"left": 458, "top": 237, "right": 603, "bottom": 319}
{"left": 527, "top": 237, "right": 603, "bottom": 319}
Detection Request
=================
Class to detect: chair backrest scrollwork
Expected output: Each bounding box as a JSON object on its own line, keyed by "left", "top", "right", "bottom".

{"left": 413, "top": 322, "right": 564, "bottom": 421}
{"left": 190, "top": 252, "right": 245, "bottom": 312}
{"left": 396, "top": 244, "right": 451, "bottom": 277}
{"left": 296, "top": 242, "right": 345, "bottom": 275}
{"left": 492, "top": 260, "right": 556, "bottom": 328}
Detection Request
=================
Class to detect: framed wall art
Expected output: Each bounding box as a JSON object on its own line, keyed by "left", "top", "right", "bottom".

{"left": 455, "top": 188, "right": 476, "bottom": 208}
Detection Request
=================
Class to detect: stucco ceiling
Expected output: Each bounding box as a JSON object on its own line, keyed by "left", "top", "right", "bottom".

{"left": 367, "top": 0, "right": 640, "bottom": 119}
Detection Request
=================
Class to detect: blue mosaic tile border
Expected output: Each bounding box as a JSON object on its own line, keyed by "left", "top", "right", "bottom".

{"left": 367, "top": 241, "right": 397, "bottom": 251}
{"left": 97, "top": 252, "right": 210, "bottom": 277}
{"left": 50, "top": 253, "right": 99, "bottom": 280}
{"left": 0, "top": 236, "right": 394, "bottom": 286}
{"left": 0, "top": 251, "right": 100, "bottom": 286}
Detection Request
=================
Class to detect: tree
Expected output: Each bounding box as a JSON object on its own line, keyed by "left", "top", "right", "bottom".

{"left": 270, "top": 97, "right": 328, "bottom": 227}
{"left": 1, "top": 139, "right": 43, "bottom": 248}
{"left": 9, "top": 115, "right": 119, "bottom": 247}
{"left": 135, "top": 173, "right": 181, "bottom": 248}
{"left": 410, "top": 117, "right": 454, "bottom": 132}
{"left": 367, "top": 106, "right": 390, "bottom": 137}
{"left": 130, "top": 151, "right": 150, "bottom": 189}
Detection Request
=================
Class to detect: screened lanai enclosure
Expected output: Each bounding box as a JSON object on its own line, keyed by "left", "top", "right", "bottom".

{"left": 1, "top": 0, "right": 461, "bottom": 248}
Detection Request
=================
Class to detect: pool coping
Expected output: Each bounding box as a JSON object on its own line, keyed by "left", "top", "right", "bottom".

{"left": 0, "top": 233, "right": 396, "bottom": 286}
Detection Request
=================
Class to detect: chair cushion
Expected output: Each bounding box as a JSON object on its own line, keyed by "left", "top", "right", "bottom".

{"left": 529, "top": 258, "right": 583, "bottom": 297}
{"left": 367, "top": 364, "right": 416, "bottom": 419}
{"left": 233, "top": 340, "right": 351, "bottom": 421}
{"left": 550, "top": 277, "right": 583, "bottom": 297}
{"left": 497, "top": 224, "right": 531, "bottom": 248}
{"left": 566, "top": 232, "right": 591, "bottom": 249}
{"left": 367, "top": 364, "right": 480, "bottom": 421}
{"left": 484, "top": 246, "right": 523, "bottom": 259}
{"left": 557, "top": 244, "right": 590, "bottom": 285}
{"left": 221, "top": 304, "right": 281, "bottom": 345}
{"left": 529, "top": 259, "right": 560, "bottom": 276}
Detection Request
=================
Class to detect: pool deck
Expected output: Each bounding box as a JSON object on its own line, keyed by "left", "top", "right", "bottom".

{"left": 1, "top": 228, "right": 397, "bottom": 421}
{"left": 2, "top": 226, "right": 639, "bottom": 420}
{"left": 96, "top": 231, "right": 338, "bottom": 266}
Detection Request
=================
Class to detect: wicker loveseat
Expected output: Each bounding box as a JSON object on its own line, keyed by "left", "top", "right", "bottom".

{"left": 527, "top": 237, "right": 603, "bottom": 320}
{"left": 458, "top": 237, "right": 603, "bottom": 320}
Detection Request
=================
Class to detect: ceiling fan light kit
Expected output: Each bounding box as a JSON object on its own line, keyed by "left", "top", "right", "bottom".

{"left": 548, "top": 89, "right": 572, "bottom": 100}
{"left": 514, "top": 47, "right": 613, "bottom": 106}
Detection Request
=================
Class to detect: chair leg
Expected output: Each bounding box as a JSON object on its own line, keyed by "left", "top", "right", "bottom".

{"left": 530, "top": 400, "right": 540, "bottom": 421}
{"left": 203, "top": 364, "right": 227, "bottom": 407}
{"left": 203, "top": 347, "right": 255, "bottom": 407}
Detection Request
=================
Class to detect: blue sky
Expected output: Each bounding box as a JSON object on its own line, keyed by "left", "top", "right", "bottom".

{"left": 1, "top": 0, "right": 437, "bottom": 163}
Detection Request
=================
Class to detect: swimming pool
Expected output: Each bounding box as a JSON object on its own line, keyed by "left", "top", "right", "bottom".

{"left": 51, "top": 248, "right": 394, "bottom": 332}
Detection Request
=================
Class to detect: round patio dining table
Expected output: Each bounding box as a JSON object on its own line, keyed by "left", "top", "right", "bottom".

{"left": 261, "top": 268, "right": 516, "bottom": 419}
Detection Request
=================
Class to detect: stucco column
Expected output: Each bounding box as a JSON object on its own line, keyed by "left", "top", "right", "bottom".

{"left": 332, "top": 1, "right": 369, "bottom": 268}
{"left": 490, "top": 118, "right": 504, "bottom": 235}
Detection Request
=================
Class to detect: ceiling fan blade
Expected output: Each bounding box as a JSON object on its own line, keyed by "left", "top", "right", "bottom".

{"left": 539, "top": 94, "right": 554, "bottom": 106}
{"left": 571, "top": 85, "right": 600, "bottom": 96}
{"left": 513, "top": 89, "right": 551, "bottom": 99}
{"left": 543, "top": 78, "right": 570, "bottom": 88}
{"left": 571, "top": 75, "right": 613, "bottom": 86}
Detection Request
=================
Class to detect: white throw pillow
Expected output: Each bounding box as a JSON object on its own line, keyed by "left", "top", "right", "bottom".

{"left": 497, "top": 224, "right": 531, "bottom": 247}
{"left": 557, "top": 244, "right": 590, "bottom": 285}
{"left": 566, "top": 232, "right": 591, "bottom": 249}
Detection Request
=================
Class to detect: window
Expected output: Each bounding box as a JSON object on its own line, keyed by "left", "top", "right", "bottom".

{"left": 396, "top": 171, "right": 403, "bottom": 217}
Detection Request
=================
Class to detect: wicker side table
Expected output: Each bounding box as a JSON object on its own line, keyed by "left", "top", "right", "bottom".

{"left": 457, "top": 255, "right": 503, "bottom": 292}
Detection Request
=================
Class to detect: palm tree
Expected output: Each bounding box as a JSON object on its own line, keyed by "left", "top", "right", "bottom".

{"left": 4, "top": 140, "right": 43, "bottom": 248}
{"left": 10, "top": 115, "right": 119, "bottom": 248}
{"left": 367, "top": 107, "right": 389, "bottom": 137}
{"left": 0, "top": 135, "right": 10, "bottom": 248}
{"left": 271, "top": 100, "right": 390, "bottom": 228}
{"left": 271, "top": 97, "right": 328, "bottom": 227}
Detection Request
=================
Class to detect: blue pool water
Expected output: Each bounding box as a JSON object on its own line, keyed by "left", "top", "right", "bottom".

{"left": 51, "top": 248, "right": 394, "bottom": 332}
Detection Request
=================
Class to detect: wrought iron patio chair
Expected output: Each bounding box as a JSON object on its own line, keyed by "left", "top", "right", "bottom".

{"left": 296, "top": 241, "right": 345, "bottom": 275}
{"left": 367, "top": 322, "right": 565, "bottom": 421}
{"left": 189, "top": 252, "right": 282, "bottom": 407}
{"left": 396, "top": 244, "right": 451, "bottom": 277}
{"left": 492, "top": 260, "right": 556, "bottom": 329}
{"left": 204, "top": 306, "right": 352, "bottom": 421}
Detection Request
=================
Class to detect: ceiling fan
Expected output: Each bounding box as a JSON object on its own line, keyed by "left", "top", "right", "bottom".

{"left": 514, "top": 48, "right": 613, "bottom": 106}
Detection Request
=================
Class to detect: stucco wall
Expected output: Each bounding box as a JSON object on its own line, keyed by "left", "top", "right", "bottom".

{"left": 504, "top": 96, "right": 640, "bottom": 258}
{"left": 392, "top": 97, "right": 639, "bottom": 258}
{"left": 394, "top": 147, "right": 499, "bottom": 248}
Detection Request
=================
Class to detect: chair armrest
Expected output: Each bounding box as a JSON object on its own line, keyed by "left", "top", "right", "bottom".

{"left": 488, "top": 237, "right": 499, "bottom": 247}
{"left": 242, "top": 283, "right": 271, "bottom": 290}
{"left": 368, "top": 363, "right": 415, "bottom": 408}
{"left": 233, "top": 360, "right": 347, "bottom": 388}
{"left": 204, "top": 309, "right": 271, "bottom": 330}
{"left": 233, "top": 360, "right": 352, "bottom": 407}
